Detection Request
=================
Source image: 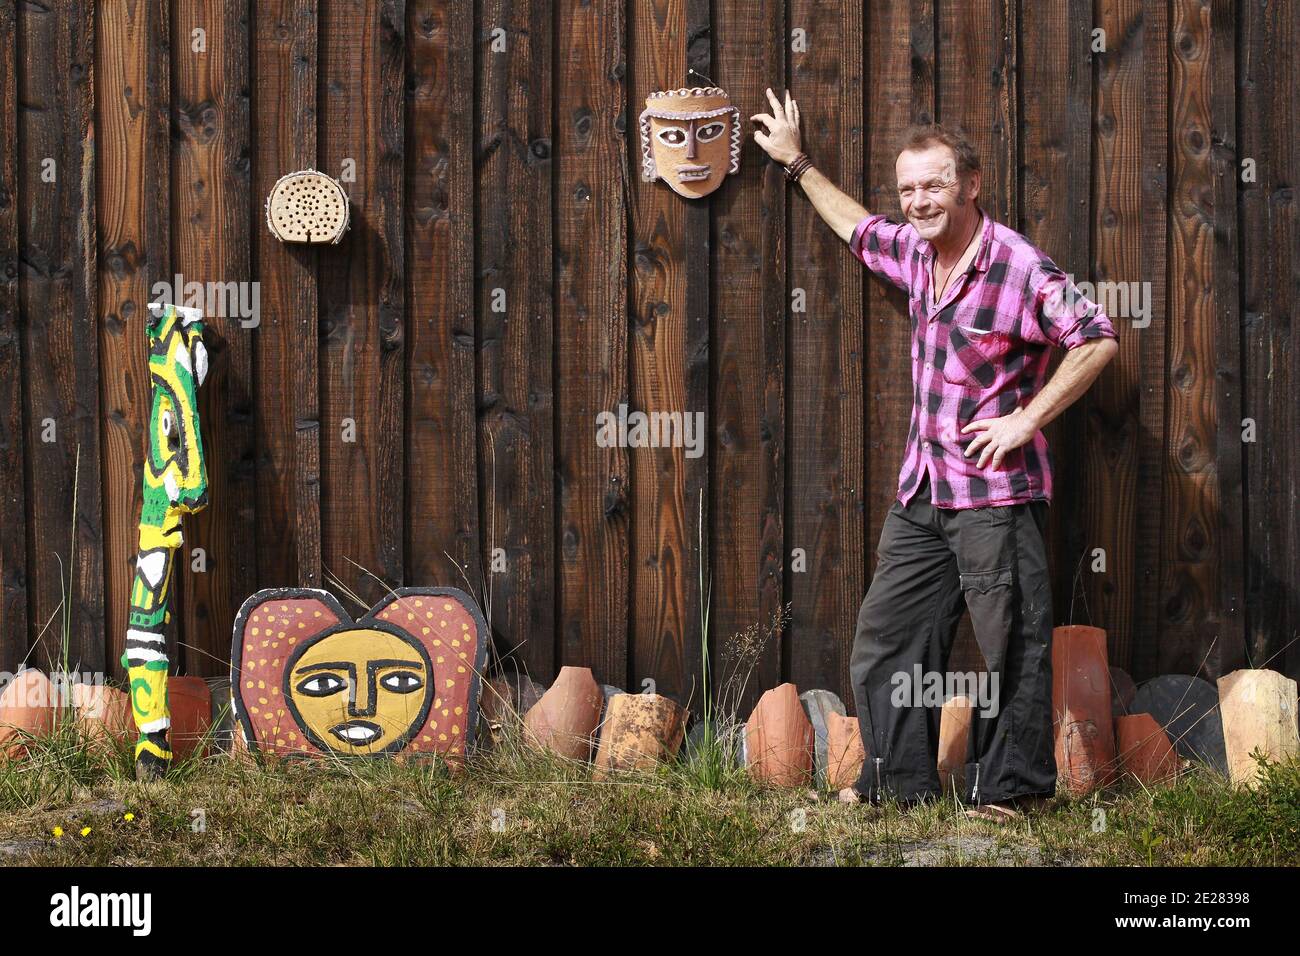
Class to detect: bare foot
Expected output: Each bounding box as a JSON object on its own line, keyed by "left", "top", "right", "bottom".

{"left": 964, "top": 802, "right": 1019, "bottom": 825}
{"left": 837, "top": 786, "right": 863, "bottom": 804}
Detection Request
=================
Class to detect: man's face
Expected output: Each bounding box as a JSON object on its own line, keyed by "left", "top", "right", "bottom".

{"left": 895, "top": 144, "right": 980, "bottom": 243}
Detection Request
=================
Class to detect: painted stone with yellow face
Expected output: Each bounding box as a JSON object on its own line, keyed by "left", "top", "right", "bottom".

{"left": 639, "top": 87, "right": 741, "bottom": 199}
{"left": 230, "top": 588, "right": 488, "bottom": 762}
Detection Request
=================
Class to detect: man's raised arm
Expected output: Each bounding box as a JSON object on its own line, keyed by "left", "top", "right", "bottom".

{"left": 751, "top": 88, "right": 868, "bottom": 242}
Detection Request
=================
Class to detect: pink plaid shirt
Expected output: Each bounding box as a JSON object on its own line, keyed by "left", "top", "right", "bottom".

{"left": 851, "top": 211, "right": 1118, "bottom": 510}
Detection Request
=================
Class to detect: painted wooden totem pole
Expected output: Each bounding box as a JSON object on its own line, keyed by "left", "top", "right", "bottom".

{"left": 123, "top": 302, "right": 209, "bottom": 779}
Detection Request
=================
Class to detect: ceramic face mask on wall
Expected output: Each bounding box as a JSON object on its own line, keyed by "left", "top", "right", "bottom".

{"left": 639, "top": 87, "right": 741, "bottom": 199}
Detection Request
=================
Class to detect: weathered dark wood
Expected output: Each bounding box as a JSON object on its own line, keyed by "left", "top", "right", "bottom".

{"left": 1239, "top": 0, "right": 1295, "bottom": 678}
{"left": 318, "top": 1, "right": 405, "bottom": 608}
{"left": 554, "top": 0, "right": 630, "bottom": 686}
{"left": 864, "top": 0, "right": 933, "bottom": 631}
{"left": 1019, "top": 0, "right": 1091, "bottom": 639}
{"left": 173, "top": 0, "right": 255, "bottom": 677}
{"left": 933, "top": 0, "right": 1017, "bottom": 675}
{"left": 1087, "top": 0, "right": 1143, "bottom": 672}
{"left": 2, "top": 1, "right": 1296, "bottom": 705}
{"left": 95, "top": 0, "right": 171, "bottom": 678}
{"left": 19, "top": 0, "right": 105, "bottom": 673}
{"left": 0, "top": 0, "right": 26, "bottom": 673}
{"left": 937, "top": 0, "right": 1015, "bottom": 224}
{"left": 627, "top": 0, "right": 707, "bottom": 705}
{"left": 712, "top": 0, "right": 786, "bottom": 713}
{"left": 404, "top": 1, "right": 479, "bottom": 621}
{"left": 252, "top": 0, "right": 320, "bottom": 590}
{"left": 476, "top": 0, "right": 555, "bottom": 678}
{"left": 404, "top": 1, "right": 478, "bottom": 607}
{"left": 1131, "top": 0, "right": 1169, "bottom": 682}
{"left": 1161, "top": 0, "right": 1244, "bottom": 678}
{"left": 786, "top": 0, "right": 865, "bottom": 694}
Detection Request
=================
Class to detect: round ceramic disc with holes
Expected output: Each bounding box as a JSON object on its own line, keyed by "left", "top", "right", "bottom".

{"left": 265, "top": 170, "right": 350, "bottom": 244}
{"left": 1130, "top": 674, "right": 1227, "bottom": 776}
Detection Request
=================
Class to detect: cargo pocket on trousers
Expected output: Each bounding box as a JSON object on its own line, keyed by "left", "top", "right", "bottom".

{"left": 959, "top": 567, "right": 1014, "bottom": 674}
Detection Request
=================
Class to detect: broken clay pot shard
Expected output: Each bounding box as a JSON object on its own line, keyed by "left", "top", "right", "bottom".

{"left": 745, "top": 683, "right": 814, "bottom": 788}
{"left": 168, "top": 676, "right": 213, "bottom": 761}
{"left": 73, "top": 683, "right": 133, "bottom": 744}
{"left": 0, "top": 670, "right": 57, "bottom": 757}
{"left": 523, "top": 666, "right": 603, "bottom": 761}
{"left": 593, "top": 693, "right": 686, "bottom": 777}
{"left": 1114, "top": 713, "right": 1178, "bottom": 785}
{"left": 824, "top": 712, "right": 866, "bottom": 792}
{"left": 1052, "top": 625, "right": 1117, "bottom": 795}
{"left": 938, "top": 695, "right": 975, "bottom": 795}
{"left": 1216, "top": 668, "right": 1300, "bottom": 788}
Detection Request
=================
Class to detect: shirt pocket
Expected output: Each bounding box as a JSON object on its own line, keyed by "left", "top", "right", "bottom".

{"left": 942, "top": 324, "right": 1015, "bottom": 389}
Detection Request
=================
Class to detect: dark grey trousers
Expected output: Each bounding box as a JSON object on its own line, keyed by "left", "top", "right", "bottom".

{"left": 849, "top": 472, "right": 1057, "bottom": 805}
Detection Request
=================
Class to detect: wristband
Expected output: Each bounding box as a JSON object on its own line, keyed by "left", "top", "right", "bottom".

{"left": 784, "top": 153, "right": 813, "bottom": 183}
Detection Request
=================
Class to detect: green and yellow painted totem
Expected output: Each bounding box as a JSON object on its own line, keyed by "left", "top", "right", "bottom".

{"left": 122, "top": 303, "right": 209, "bottom": 778}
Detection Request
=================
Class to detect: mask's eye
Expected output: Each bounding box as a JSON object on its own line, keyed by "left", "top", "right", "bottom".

{"left": 696, "top": 122, "right": 726, "bottom": 143}
{"left": 296, "top": 673, "right": 347, "bottom": 697}
{"left": 655, "top": 126, "right": 688, "bottom": 147}
{"left": 380, "top": 671, "right": 424, "bottom": 694}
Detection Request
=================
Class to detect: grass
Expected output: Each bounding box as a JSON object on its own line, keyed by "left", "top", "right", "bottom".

{"left": 1, "top": 709, "right": 1296, "bottom": 867}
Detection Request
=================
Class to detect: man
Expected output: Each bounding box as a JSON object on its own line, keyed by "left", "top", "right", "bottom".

{"left": 751, "top": 90, "right": 1118, "bottom": 820}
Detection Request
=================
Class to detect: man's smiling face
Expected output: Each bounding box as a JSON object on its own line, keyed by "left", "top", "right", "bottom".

{"left": 895, "top": 143, "right": 980, "bottom": 244}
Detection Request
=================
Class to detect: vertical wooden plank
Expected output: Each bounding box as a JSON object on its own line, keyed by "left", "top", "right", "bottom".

{"left": 934, "top": 0, "right": 1016, "bottom": 675}
{"left": 1019, "top": 0, "right": 1091, "bottom": 636}
{"left": 864, "top": 0, "right": 934, "bottom": 639}
{"left": 1161, "top": 0, "right": 1244, "bottom": 677}
{"left": 627, "top": 0, "right": 707, "bottom": 704}
{"left": 937, "top": 0, "right": 1016, "bottom": 224}
{"left": 1089, "top": 0, "right": 1145, "bottom": 671}
{"left": 318, "top": 0, "right": 405, "bottom": 607}
{"left": 1239, "top": 0, "right": 1295, "bottom": 677}
{"left": 0, "top": 0, "right": 26, "bottom": 673}
{"left": 173, "top": 0, "right": 255, "bottom": 676}
{"left": 787, "top": 0, "right": 864, "bottom": 699}
{"left": 554, "top": 0, "right": 630, "bottom": 686}
{"left": 253, "top": 0, "right": 319, "bottom": 591}
{"left": 404, "top": 4, "right": 477, "bottom": 597}
{"left": 1130, "top": 0, "right": 1167, "bottom": 681}
{"left": 476, "top": 0, "right": 554, "bottom": 677}
{"left": 96, "top": 0, "right": 170, "bottom": 678}
{"left": 405, "top": 2, "right": 478, "bottom": 607}
{"left": 19, "top": 0, "right": 105, "bottom": 672}
{"left": 713, "top": 0, "right": 785, "bottom": 711}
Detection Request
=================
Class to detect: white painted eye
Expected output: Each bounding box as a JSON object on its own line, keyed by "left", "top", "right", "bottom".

{"left": 655, "top": 126, "right": 688, "bottom": 147}
{"left": 380, "top": 671, "right": 424, "bottom": 694}
{"left": 696, "top": 122, "right": 726, "bottom": 143}
{"left": 160, "top": 409, "right": 175, "bottom": 438}
{"left": 193, "top": 340, "right": 209, "bottom": 386}
{"left": 297, "top": 673, "right": 347, "bottom": 697}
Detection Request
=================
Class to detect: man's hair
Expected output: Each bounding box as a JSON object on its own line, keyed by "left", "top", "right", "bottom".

{"left": 896, "top": 123, "right": 981, "bottom": 176}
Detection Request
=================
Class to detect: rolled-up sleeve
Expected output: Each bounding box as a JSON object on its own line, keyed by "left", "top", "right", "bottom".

{"left": 1026, "top": 261, "right": 1119, "bottom": 350}
{"left": 849, "top": 214, "right": 917, "bottom": 293}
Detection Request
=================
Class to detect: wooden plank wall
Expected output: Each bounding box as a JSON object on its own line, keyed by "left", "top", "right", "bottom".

{"left": 0, "top": 0, "right": 1295, "bottom": 707}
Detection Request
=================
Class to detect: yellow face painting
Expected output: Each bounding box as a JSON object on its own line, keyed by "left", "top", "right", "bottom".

{"left": 286, "top": 628, "right": 434, "bottom": 754}
{"left": 230, "top": 587, "right": 488, "bottom": 762}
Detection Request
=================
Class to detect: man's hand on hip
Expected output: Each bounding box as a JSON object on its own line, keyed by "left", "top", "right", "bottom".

{"left": 961, "top": 407, "right": 1040, "bottom": 470}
